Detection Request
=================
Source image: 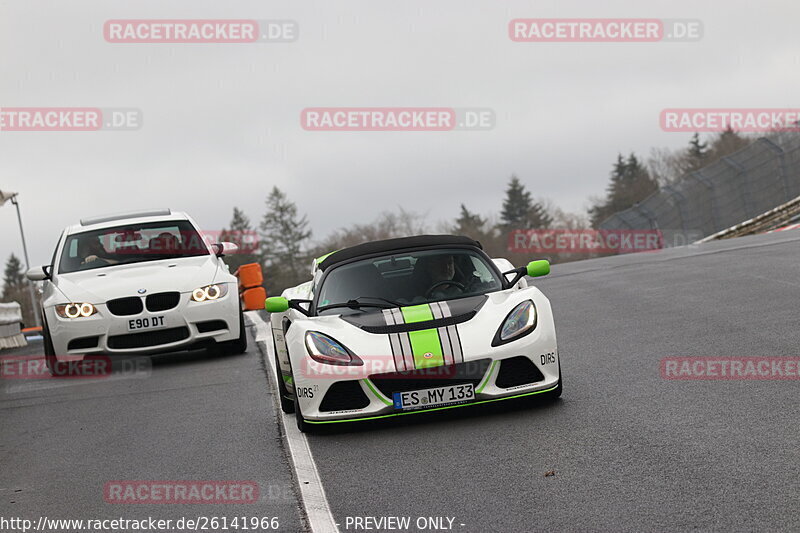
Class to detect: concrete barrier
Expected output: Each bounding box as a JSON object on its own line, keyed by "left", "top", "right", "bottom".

{"left": 0, "top": 302, "right": 28, "bottom": 349}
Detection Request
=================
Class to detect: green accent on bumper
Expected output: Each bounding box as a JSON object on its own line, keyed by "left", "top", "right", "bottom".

{"left": 475, "top": 360, "right": 498, "bottom": 394}
{"left": 305, "top": 384, "right": 560, "bottom": 424}
{"left": 401, "top": 304, "right": 444, "bottom": 368}
{"left": 363, "top": 378, "right": 392, "bottom": 406}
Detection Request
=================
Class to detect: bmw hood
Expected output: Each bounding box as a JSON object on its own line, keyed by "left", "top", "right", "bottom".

{"left": 52, "top": 256, "right": 224, "bottom": 304}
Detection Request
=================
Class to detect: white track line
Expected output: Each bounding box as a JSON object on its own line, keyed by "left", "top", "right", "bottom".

{"left": 247, "top": 311, "right": 340, "bottom": 533}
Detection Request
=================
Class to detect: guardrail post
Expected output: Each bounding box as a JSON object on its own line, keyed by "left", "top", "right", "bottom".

{"left": 758, "top": 137, "right": 790, "bottom": 202}
{"left": 632, "top": 202, "right": 659, "bottom": 230}
{"left": 688, "top": 170, "right": 720, "bottom": 231}
{"left": 722, "top": 156, "right": 754, "bottom": 219}
{"left": 663, "top": 185, "right": 688, "bottom": 233}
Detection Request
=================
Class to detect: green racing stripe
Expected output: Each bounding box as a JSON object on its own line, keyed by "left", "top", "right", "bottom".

{"left": 400, "top": 304, "right": 444, "bottom": 369}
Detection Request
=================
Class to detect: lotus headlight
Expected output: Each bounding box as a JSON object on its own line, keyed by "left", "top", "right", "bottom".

{"left": 56, "top": 303, "right": 97, "bottom": 318}
{"left": 305, "top": 331, "right": 362, "bottom": 366}
{"left": 493, "top": 300, "right": 537, "bottom": 346}
{"left": 191, "top": 284, "right": 228, "bottom": 302}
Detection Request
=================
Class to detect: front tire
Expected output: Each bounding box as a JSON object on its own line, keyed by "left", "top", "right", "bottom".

{"left": 270, "top": 329, "right": 295, "bottom": 413}
{"left": 274, "top": 354, "right": 295, "bottom": 414}
{"left": 42, "top": 313, "right": 62, "bottom": 377}
{"left": 295, "top": 402, "right": 316, "bottom": 433}
{"left": 215, "top": 307, "right": 248, "bottom": 356}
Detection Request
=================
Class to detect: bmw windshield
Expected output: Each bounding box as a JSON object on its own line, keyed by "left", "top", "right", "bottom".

{"left": 316, "top": 248, "right": 504, "bottom": 316}
{"left": 58, "top": 220, "right": 211, "bottom": 274}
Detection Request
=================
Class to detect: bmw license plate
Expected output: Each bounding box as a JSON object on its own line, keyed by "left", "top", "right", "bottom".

{"left": 393, "top": 383, "right": 475, "bottom": 411}
{"left": 127, "top": 316, "right": 167, "bottom": 331}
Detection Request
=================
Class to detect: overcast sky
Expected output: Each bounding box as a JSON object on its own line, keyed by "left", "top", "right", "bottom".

{"left": 1, "top": 0, "right": 798, "bottom": 267}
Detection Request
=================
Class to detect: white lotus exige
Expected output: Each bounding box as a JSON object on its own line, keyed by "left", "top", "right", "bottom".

{"left": 265, "top": 235, "right": 561, "bottom": 432}
{"left": 26, "top": 209, "right": 247, "bottom": 375}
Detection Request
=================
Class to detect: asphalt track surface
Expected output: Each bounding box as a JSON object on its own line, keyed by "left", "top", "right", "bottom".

{"left": 1, "top": 230, "right": 799, "bottom": 533}
{"left": 0, "top": 322, "right": 304, "bottom": 532}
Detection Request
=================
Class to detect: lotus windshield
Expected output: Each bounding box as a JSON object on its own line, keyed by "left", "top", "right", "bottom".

{"left": 58, "top": 220, "right": 210, "bottom": 274}
{"left": 316, "top": 248, "right": 503, "bottom": 315}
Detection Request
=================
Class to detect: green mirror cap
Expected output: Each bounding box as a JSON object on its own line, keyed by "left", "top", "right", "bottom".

{"left": 265, "top": 296, "right": 290, "bottom": 313}
{"left": 526, "top": 260, "right": 550, "bottom": 277}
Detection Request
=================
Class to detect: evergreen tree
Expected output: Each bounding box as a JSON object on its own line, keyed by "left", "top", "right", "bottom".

{"left": 499, "top": 175, "right": 552, "bottom": 230}
{"left": 1, "top": 253, "right": 37, "bottom": 326}
{"left": 219, "top": 207, "right": 259, "bottom": 273}
{"left": 590, "top": 153, "right": 658, "bottom": 227}
{"left": 2, "top": 254, "right": 26, "bottom": 296}
{"left": 259, "top": 187, "right": 312, "bottom": 294}
{"left": 683, "top": 132, "right": 709, "bottom": 173}
{"left": 708, "top": 127, "right": 750, "bottom": 162}
{"left": 452, "top": 204, "right": 488, "bottom": 240}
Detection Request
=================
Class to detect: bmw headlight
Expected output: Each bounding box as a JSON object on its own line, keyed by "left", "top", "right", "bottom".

{"left": 56, "top": 303, "right": 97, "bottom": 318}
{"left": 305, "top": 331, "right": 362, "bottom": 366}
{"left": 191, "top": 284, "right": 228, "bottom": 302}
{"left": 493, "top": 300, "right": 537, "bottom": 346}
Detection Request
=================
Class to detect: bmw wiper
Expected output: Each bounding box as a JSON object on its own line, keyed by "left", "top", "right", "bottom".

{"left": 317, "top": 296, "right": 402, "bottom": 312}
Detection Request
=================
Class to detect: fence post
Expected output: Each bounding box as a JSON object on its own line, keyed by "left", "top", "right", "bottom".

{"left": 663, "top": 185, "right": 688, "bottom": 233}
{"left": 688, "top": 170, "right": 720, "bottom": 232}
{"left": 721, "top": 156, "right": 754, "bottom": 220}
{"left": 758, "top": 137, "right": 790, "bottom": 202}
{"left": 632, "top": 202, "right": 659, "bottom": 230}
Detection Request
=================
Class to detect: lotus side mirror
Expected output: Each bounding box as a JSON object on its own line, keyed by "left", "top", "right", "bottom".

{"left": 503, "top": 259, "right": 550, "bottom": 288}
{"left": 265, "top": 296, "right": 312, "bottom": 316}
{"left": 526, "top": 260, "right": 550, "bottom": 277}
{"left": 265, "top": 297, "right": 290, "bottom": 313}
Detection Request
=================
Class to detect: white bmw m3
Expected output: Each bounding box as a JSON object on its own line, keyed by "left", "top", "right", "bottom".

{"left": 26, "top": 209, "right": 247, "bottom": 375}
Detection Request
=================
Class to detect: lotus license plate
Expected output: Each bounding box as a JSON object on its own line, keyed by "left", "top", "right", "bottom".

{"left": 392, "top": 383, "right": 475, "bottom": 411}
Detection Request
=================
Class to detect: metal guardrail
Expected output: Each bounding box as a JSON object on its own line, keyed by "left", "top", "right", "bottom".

{"left": 696, "top": 194, "right": 800, "bottom": 242}
{"left": 599, "top": 132, "right": 800, "bottom": 242}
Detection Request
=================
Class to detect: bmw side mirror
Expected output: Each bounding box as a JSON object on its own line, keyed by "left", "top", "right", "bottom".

{"left": 26, "top": 265, "right": 51, "bottom": 281}
{"left": 213, "top": 242, "right": 239, "bottom": 257}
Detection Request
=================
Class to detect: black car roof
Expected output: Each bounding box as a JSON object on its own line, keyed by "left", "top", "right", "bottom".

{"left": 318, "top": 234, "right": 482, "bottom": 271}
